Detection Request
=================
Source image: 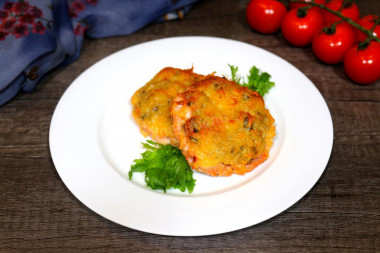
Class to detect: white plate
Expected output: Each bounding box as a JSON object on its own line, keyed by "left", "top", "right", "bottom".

{"left": 49, "top": 36, "right": 333, "bottom": 236}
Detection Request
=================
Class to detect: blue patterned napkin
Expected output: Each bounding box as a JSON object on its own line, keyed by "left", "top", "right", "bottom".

{"left": 0, "top": 0, "right": 199, "bottom": 106}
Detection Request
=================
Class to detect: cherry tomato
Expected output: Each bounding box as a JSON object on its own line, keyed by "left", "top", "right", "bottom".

{"left": 323, "top": 0, "right": 360, "bottom": 25}
{"left": 354, "top": 15, "right": 380, "bottom": 42}
{"left": 312, "top": 23, "right": 356, "bottom": 64}
{"left": 288, "top": 0, "right": 326, "bottom": 10}
{"left": 246, "top": 0, "right": 287, "bottom": 34}
{"left": 281, "top": 8, "right": 324, "bottom": 47}
{"left": 344, "top": 41, "right": 380, "bottom": 85}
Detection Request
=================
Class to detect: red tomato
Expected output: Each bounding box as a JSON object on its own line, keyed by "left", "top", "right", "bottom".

{"left": 312, "top": 23, "right": 356, "bottom": 64}
{"left": 323, "top": 0, "right": 360, "bottom": 25}
{"left": 344, "top": 41, "right": 380, "bottom": 85}
{"left": 281, "top": 8, "right": 324, "bottom": 47}
{"left": 288, "top": 0, "right": 326, "bottom": 10}
{"left": 246, "top": 0, "right": 287, "bottom": 34}
{"left": 354, "top": 15, "right": 380, "bottom": 42}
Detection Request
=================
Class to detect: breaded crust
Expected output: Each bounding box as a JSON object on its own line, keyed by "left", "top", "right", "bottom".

{"left": 131, "top": 67, "right": 206, "bottom": 146}
{"left": 171, "top": 76, "right": 276, "bottom": 176}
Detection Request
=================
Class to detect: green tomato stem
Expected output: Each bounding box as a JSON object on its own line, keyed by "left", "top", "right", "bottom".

{"left": 297, "top": 6, "right": 312, "bottom": 18}
{"left": 290, "top": 0, "right": 380, "bottom": 42}
{"left": 371, "top": 17, "right": 380, "bottom": 33}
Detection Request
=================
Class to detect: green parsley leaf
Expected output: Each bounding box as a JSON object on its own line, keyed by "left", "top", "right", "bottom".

{"left": 129, "top": 140, "right": 196, "bottom": 193}
{"left": 228, "top": 64, "right": 275, "bottom": 97}
{"left": 228, "top": 64, "right": 241, "bottom": 84}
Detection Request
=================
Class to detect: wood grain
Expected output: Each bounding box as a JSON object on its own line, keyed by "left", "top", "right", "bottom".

{"left": 1, "top": 0, "right": 379, "bottom": 252}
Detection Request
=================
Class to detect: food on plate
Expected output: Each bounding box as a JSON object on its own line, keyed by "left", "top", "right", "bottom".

{"left": 129, "top": 140, "right": 196, "bottom": 193}
{"left": 130, "top": 65, "right": 276, "bottom": 193}
{"left": 131, "top": 67, "right": 208, "bottom": 146}
{"left": 171, "top": 76, "right": 276, "bottom": 177}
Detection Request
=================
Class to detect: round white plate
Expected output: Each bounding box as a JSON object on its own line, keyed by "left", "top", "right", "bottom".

{"left": 49, "top": 36, "right": 333, "bottom": 236}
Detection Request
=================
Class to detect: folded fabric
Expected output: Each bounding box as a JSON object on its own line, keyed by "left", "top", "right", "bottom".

{"left": 0, "top": 0, "right": 199, "bottom": 106}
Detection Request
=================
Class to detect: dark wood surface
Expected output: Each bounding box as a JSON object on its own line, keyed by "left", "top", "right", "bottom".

{"left": 1, "top": 0, "right": 379, "bottom": 252}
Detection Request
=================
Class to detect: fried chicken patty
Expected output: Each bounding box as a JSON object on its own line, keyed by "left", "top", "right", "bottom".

{"left": 171, "top": 76, "right": 276, "bottom": 176}
{"left": 131, "top": 67, "right": 207, "bottom": 146}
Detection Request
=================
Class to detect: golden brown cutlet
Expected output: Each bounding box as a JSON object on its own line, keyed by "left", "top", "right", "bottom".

{"left": 131, "top": 67, "right": 208, "bottom": 146}
{"left": 171, "top": 76, "right": 276, "bottom": 176}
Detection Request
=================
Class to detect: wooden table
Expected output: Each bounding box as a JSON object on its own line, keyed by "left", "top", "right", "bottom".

{"left": 1, "top": 0, "right": 379, "bottom": 251}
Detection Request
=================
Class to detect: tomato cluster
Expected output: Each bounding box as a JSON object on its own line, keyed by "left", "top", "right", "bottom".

{"left": 246, "top": 0, "right": 380, "bottom": 85}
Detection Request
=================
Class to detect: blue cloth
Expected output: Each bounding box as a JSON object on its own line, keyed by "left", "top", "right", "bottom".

{"left": 0, "top": 0, "right": 199, "bottom": 106}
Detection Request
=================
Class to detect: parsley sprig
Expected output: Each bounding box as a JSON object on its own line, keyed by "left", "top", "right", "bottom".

{"left": 129, "top": 140, "right": 196, "bottom": 193}
{"left": 228, "top": 65, "right": 275, "bottom": 97}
